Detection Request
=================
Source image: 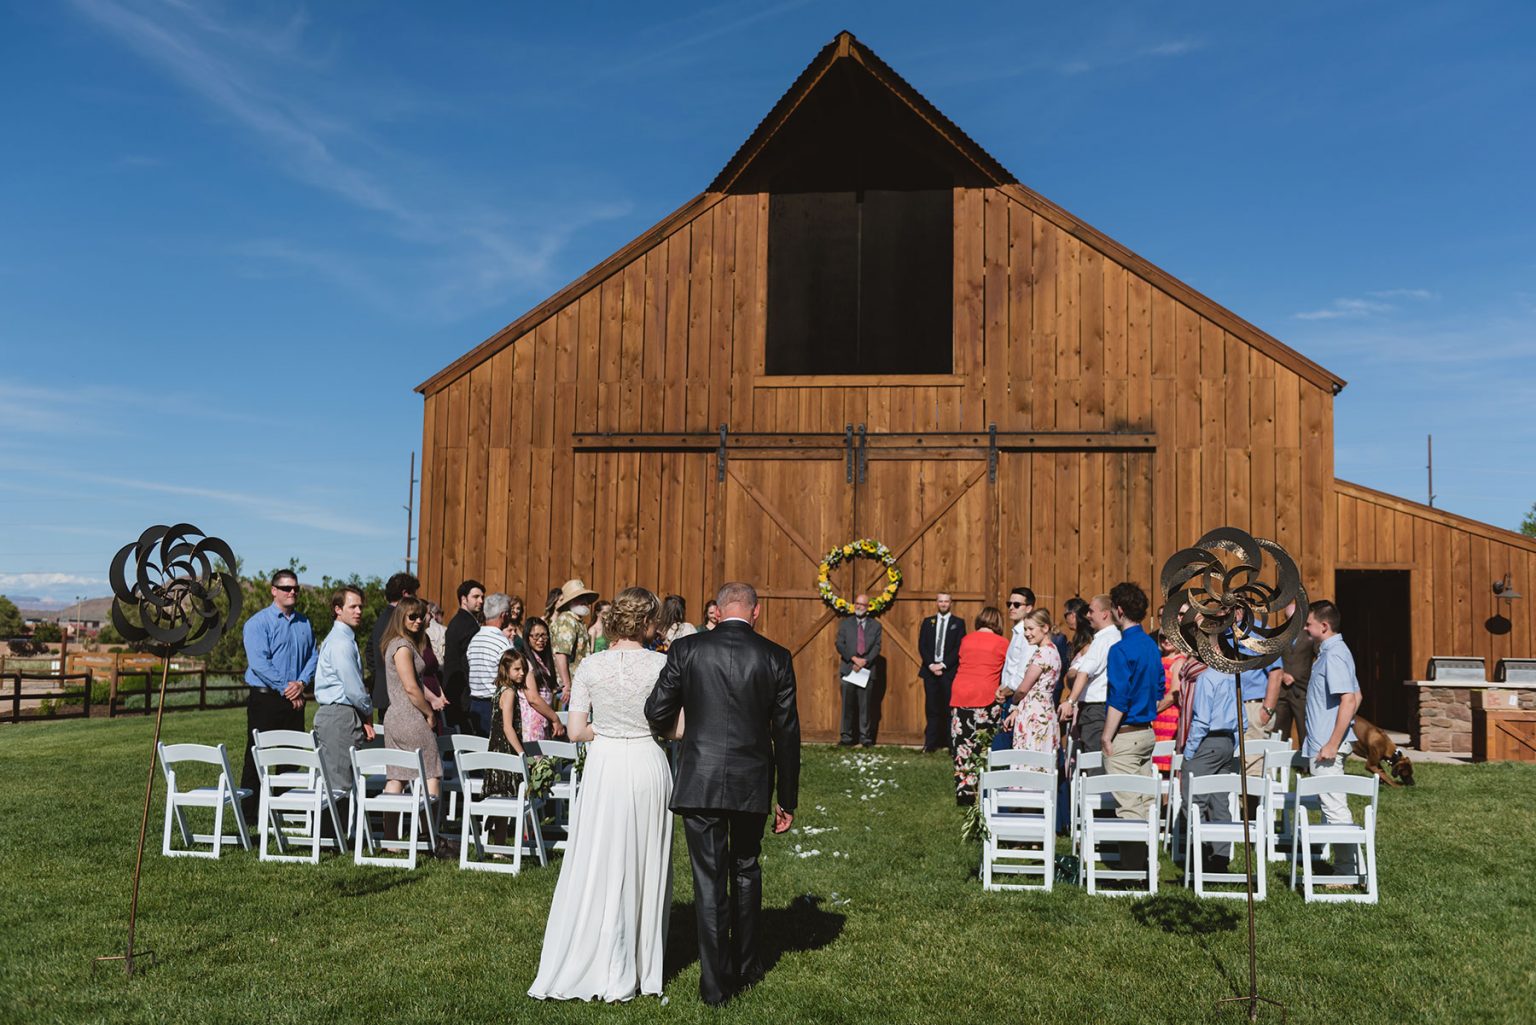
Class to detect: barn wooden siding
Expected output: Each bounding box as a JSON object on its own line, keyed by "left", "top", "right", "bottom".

{"left": 1335, "top": 479, "right": 1536, "bottom": 677}
{"left": 415, "top": 185, "right": 1339, "bottom": 740}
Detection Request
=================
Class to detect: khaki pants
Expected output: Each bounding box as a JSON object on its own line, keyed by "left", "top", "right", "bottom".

{"left": 1106, "top": 726, "right": 1156, "bottom": 820}
{"left": 1242, "top": 699, "right": 1272, "bottom": 777}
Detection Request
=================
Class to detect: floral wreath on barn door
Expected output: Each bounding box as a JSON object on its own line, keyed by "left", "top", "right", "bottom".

{"left": 817, "top": 538, "right": 903, "bottom": 615}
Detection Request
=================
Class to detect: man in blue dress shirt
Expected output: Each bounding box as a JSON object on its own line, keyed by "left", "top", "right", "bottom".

{"left": 1181, "top": 664, "right": 1247, "bottom": 872}
{"left": 238, "top": 569, "right": 318, "bottom": 818}
{"left": 1102, "top": 581, "right": 1164, "bottom": 871}
{"left": 314, "top": 585, "right": 375, "bottom": 794}
{"left": 1302, "top": 599, "right": 1361, "bottom": 875}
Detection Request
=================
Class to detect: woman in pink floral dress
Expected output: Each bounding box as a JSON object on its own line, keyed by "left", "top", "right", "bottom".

{"left": 999, "top": 610, "right": 1062, "bottom": 753}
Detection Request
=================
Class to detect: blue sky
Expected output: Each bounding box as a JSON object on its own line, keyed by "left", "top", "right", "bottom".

{"left": 2, "top": 1, "right": 1533, "bottom": 606}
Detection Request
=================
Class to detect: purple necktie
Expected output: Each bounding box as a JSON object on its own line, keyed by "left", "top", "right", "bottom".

{"left": 857, "top": 619, "right": 866, "bottom": 656}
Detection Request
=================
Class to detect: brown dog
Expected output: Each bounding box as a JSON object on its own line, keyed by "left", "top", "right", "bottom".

{"left": 1351, "top": 716, "right": 1415, "bottom": 786}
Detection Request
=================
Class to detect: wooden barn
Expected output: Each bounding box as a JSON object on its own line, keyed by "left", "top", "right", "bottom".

{"left": 414, "top": 32, "right": 1536, "bottom": 745}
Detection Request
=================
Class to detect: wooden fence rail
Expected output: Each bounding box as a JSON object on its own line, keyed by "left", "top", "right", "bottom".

{"left": 3, "top": 671, "right": 94, "bottom": 723}
{"left": 108, "top": 669, "right": 246, "bottom": 717}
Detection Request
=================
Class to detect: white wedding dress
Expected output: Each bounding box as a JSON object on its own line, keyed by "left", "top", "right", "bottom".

{"left": 528, "top": 648, "right": 673, "bottom": 1002}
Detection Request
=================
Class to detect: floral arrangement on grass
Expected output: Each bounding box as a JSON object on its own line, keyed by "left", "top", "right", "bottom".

{"left": 817, "top": 538, "right": 903, "bottom": 615}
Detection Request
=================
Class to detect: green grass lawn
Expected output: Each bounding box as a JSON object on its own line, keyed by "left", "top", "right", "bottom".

{"left": 2, "top": 710, "right": 1533, "bottom": 1025}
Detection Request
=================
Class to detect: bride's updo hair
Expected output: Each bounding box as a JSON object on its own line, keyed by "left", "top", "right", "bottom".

{"left": 605, "top": 586, "right": 660, "bottom": 642}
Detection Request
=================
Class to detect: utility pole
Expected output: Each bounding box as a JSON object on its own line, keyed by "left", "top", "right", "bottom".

{"left": 1427, "top": 434, "right": 1436, "bottom": 508}
{"left": 404, "top": 451, "right": 418, "bottom": 573}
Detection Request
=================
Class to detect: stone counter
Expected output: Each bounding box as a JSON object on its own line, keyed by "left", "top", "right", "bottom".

{"left": 1409, "top": 681, "right": 1536, "bottom": 755}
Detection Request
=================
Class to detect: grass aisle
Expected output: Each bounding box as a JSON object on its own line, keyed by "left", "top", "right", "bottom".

{"left": 2, "top": 710, "right": 1533, "bottom": 1024}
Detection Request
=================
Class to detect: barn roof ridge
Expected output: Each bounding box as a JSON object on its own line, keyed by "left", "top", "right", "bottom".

{"left": 418, "top": 30, "right": 1346, "bottom": 396}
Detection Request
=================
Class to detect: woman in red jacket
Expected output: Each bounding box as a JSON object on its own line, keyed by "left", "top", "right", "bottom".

{"left": 949, "top": 605, "right": 1009, "bottom": 805}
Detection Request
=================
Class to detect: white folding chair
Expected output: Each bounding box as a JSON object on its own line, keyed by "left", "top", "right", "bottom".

{"left": 456, "top": 751, "right": 548, "bottom": 874}
{"left": 1183, "top": 773, "right": 1269, "bottom": 900}
{"left": 255, "top": 746, "right": 349, "bottom": 863}
{"left": 158, "top": 742, "right": 252, "bottom": 858}
{"left": 350, "top": 747, "right": 438, "bottom": 869}
{"left": 1069, "top": 751, "right": 1110, "bottom": 855}
{"left": 1078, "top": 774, "right": 1160, "bottom": 897}
{"left": 528, "top": 739, "right": 582, "bottom": 851}
{"left": 987, "top": 749, "right": 1055, "bottom": 772}
{"left": 1152, "top": 740, "right": 1176, "bottom": 844}
{"left": 1164, "top": 752, "right": 1184, "bottom": 854}
{"left": 444, "top": 733, "right": 490, "bottom": 823}
{"left": 1290, "top": 773, "right": 1379, "bottom": 903}
{"left": 979, "top": 769, "right": 1056, "bottom": 892}
{"left": 251, "top": 727, "right": 320, "bottom": 832}
{"left": 1263, "top": 749, "right": 1308, "bottom": 862}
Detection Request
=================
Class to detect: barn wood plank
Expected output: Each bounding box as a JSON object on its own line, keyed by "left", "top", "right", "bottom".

{"left": 1008, "top": 203, "right": 1033, "bottom": 423}
{"left": 1030, "top": 215, "right": 1056, "bottom": 430}
{"left": 954, "top": 188, "right": 985, "bottom": 427}
{"left": 1080, "top": 246, "right": 1106, "bottom": 431}
{"left": 419, "top": 394, "right": 439, "bottom": 601}
{"left": 983, "top": 190, "right": 1009, "bottom": 427}
{"left": 709, "top": 200, "right": 737, "bottom": 433}
{"left": 1055, "top": 234, "right": 1081, "bottom": 430}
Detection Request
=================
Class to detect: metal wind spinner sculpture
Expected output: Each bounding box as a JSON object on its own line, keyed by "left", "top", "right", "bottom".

{"left": 95, "top": 524, "right": 242, "bottom": 977}
{"left": 1159, "top": 526, "right": 1307, "bottom": 1022}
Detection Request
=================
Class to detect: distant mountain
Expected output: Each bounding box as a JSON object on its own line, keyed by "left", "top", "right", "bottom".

{"left": 19, "top": 596, "right": 114, "bottom": 621}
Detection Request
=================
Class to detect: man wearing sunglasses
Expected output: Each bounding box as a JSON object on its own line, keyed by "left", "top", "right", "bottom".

{"left": 238, "top": 569, "right": 317, "bottom": 818}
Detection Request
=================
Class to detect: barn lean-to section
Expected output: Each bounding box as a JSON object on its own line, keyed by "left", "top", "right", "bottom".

{"left": 414, "top": 32, "right": 1529, "bottom": 744}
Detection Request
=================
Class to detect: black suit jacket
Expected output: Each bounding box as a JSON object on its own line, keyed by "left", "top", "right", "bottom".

{"left": 645, "top": 620, "right": 800, "bottom": 815}
{"left": 917, "top": 613, "right": 967, "bottom": 682}
{"left": 442, "top": 609, "right": 479, "bottom": 711}
{"left": 368, "top": 603, "right": 396, "bottom": 714}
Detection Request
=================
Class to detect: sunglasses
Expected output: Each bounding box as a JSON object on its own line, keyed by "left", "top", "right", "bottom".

{"left": 1006, "top": 600, "right": 1026, "bottom": 608}
{"left": 273, "top": 584, "right": 298, "bottom": 593}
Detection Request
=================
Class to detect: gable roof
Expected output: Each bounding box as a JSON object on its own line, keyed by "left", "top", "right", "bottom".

{"left": 419, "top": 30, "right": 1345, "bottom": 396}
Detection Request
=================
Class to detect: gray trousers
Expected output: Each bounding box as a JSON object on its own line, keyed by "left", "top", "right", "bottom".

{"left": 314, "top": 703, "right": 366, "bottom": 793}
{"left": 1076, "top": 702, "right": 1107, "bottom": 771}
{"left": 840, "top": 678, "right": 874, "bottom": 745}
{"left": 1182, "top": 733, "right": 1238, "bottom": 860}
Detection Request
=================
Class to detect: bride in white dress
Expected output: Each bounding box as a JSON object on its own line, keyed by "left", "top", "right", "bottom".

{"left": 528, "top": 586, "right": 679, "bottom": 1002}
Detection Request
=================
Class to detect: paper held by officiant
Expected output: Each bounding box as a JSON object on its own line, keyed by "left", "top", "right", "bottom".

{"left": 842, "top": 667, "right": 871, "bottom": 689}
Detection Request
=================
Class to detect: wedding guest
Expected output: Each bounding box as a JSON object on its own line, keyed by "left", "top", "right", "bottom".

{"left": 380, "top": 598, "right": 447, "bottom": 803}
{"left": 948, "top": 605, "right": 1008, "bottom": 805}
{"left": 550, "top": 579, "right": 598, "bottom": 705}
{"left": 485, "top": 648, "right": 527, "bottom": 850}
{"left": 522, "top": 617, "right": 560, "bottom": 721}
{"left": 998, "top": 609, "right": 1061, "bottom": 753}
{"left": 516, "top": 633, "right": 565, "bottom": 745}
{"left": 702, "top": 600, "right": 721, "bottom": 630}
{"left": 1302, "top": 599, "right": 1361, "bottom": 877}
{"left": 1182, "top": 661, "right": 1241, "bottom": 874}
{"left": 314, "top": 586, "right": 374, "bottom": 794}
{"left": 658, "top": 594, "right": 697, "bottom": 649}
{"left": 506, "top": 595, "right": 525, "bottom": 637}
{"left": 1060, "top": 597, "right": 1091, "bottom": 672}
{"left": 466, "top": 593, "right": 514, "bottom": 737}
{"left": 918, "top": 591, "right": 966, "bottom": 754}
{"left": 543, "top": 587, "right": 563, "bottom": 622}
{"left": 369, "top": 572, "right": 418, "bottom": 719}
{"left": 1276, "top": 603, "right": 1316, "bottom": 747}
{"left": 588, "top": 600, "right": 613, "bottom": 653}
{"left": 1100, "top": 582, "right": 1163, "bottom": 871}
{"left": 1153, "top": 631, "right": 1184, "bottom": 772}
{"left": 996, "top": 587, "right": 1037, "bottom": 752}
{"left": 239, "top": 569, "right": 316, "bottom": 819}
{"left": 1060, "top": 594, "right": 1120, "bottom": 759}
{"left": 424, "top": 601, "right": 447, "bottom": 663}
{"left": 443, "top": 579, "right": 485, "bottom": 732}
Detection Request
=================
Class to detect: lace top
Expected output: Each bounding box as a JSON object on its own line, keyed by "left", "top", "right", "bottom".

{"left": 569, "top": 648, "right": 669, "bottom": 739}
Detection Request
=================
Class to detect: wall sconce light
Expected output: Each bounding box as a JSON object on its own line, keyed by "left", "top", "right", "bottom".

{"left": 1493, "top": 573, "right": 1522, "bottom": 601}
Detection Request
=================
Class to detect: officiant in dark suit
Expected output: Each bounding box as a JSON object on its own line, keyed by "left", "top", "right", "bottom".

{"left": 835, "top": 594, "right": 883, "bottom": 747}
{"left": 918, "top": 591, "right": 967, "bottom": 753}
{"left": 645, "top": 581, "right": 800, "bottom": 1007}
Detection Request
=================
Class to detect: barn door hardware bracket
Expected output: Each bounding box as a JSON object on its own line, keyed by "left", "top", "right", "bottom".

{"left": 856, "top": 424, "right": 868, "bottom": 484}
{"left": 844, "top": 424, "right": 855, "bottom": 483}
{"left": 716, "top": 423, "right": 728, "bottom": 482}
{"left": 988, "top": 423, "right": 998, "bottom": 483}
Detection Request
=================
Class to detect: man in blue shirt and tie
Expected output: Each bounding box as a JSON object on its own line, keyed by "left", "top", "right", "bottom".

{"left": 1102, "top": 581, "right": 1164, "bottom": 871}
{"left": 238, "top": 569, "right": 318, "bottom": 819}
{"left": 314, "top": 585, "right": 375, "bottom": 795}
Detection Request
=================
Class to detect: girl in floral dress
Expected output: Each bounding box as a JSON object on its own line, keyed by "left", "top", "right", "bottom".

{"left": 999, "top": 610, "right": 1062, "bottom": 753}
{"left": 517, "top": 617, "right": 565, "bottom": 743}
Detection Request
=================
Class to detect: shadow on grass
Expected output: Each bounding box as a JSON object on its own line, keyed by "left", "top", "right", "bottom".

{"left": 665, "top": 894, "right": 847, "bottom": 986}
{"left": 1131, "top": 892, "right": 1246, "bottom": 999}
{"left": 333, "top": 872, "right": 424, "bottom": 898}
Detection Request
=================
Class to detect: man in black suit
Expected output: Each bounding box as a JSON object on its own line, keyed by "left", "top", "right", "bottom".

{"left": 645, "top": 581, "right": 800, "bottom": 1007}
{"left": 441, "top": 579, "right": 484, "bottom": 732}
{"left": 917, "top": 590, "right": 966, "bottom": 754}
{"left": 834, "top": 594, "right": 883, "bottom": 747}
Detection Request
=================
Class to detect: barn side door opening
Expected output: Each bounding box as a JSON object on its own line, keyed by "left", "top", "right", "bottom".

{"left": 1334, "top": 568, "right": 1414, "bottom": 732}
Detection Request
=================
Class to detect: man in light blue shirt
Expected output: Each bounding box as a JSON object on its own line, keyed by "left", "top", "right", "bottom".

{"left": 314, "top": 586, "right": 375, "bottom": 793}
{"left": 1302, "top": 599, "right": 1361, "bottom": 875}
{"left": 238, "top": 570, "right": 318, "bottom": 817}
{"left": 1182, "top": 666, "right": 1242, "bottom": 872}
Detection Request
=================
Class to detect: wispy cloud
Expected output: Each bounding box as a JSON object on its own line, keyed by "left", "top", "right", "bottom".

{"left": 1294, "top": 288, "right": 1437, "bottom": 320}
{"left": 77, "top": 471, "right": 396, "bottom": 539}
{"left": 0, "top": 572, "right": 108, "bottom": 592}
{"left": 598, "top": 0, "right": 817, "bottom": 80}
{"left": 68, "top": 0, "right": 628, "bottom": 316}
{"left": 1058, "top": 36, "right": 1207, "bottom": 75}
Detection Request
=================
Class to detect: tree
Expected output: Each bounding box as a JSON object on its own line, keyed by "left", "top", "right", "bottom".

{"left": 1522, "top": 502, "right": 1536, "bottom": 538}
{"left": 0, "top": 595, "right": 23, "bottom": 638}
{"left": 31, "top": 622, "right": 63, "bottom": 644}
